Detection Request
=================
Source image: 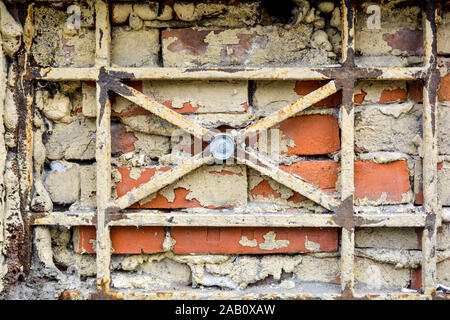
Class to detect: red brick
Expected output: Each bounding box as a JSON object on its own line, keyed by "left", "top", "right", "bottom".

{"left": 354, "top": 90, "right": 367, "bottom": 104}
{"left": 250, "top": 161, "right": 340, "bottom": 203}
{"left": 76, "top": 226, "right": 338, "bottom": 255}
{"left": 354, "top": 161, "right": 412, "bottom": 202}
{"left": 115, "top": 166, "right": 246, "bottom": 209}
{"left": 171, "top": 227, "right": 339, "bottom": 254}
{"left": 407, "top": 81, "right": 423, "bottom": 103}
{"left": 439, "top": 74, "right": 450, "bottom": 102}
{"left": 294, "top": 81, "right": 342, "bottom": 107}
{"left": 251, "top": 179, "right": 282, "bottom": 199}
{"left": 76, "top": 226, "right": 165, "bottom": 254}
{"left": 161, "top": 26, "right": 323, "bottom": 67}
{"left": 115, "top": 167, "right": 200, "bottom": 209}
{"left": 111, "top": 123, "right": 137, "bottom": 155}
{"left": 162, "top": 28, "right": 270, "bottom": 67}
{"left": 279, "top": 115, "right": 340, "bottom": 155}
{"left": 382, "top": 29, "right": 423, "bottom": 55}
{"left": 252, "top": 161, "right": 411, "bottom": 204}
{"left": 378, "top": 88, "right": 407, "bottom": 103}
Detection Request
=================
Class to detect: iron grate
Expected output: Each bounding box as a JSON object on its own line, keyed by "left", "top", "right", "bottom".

{"left": 19, "top": 0, "right": 444, "bottom": 299}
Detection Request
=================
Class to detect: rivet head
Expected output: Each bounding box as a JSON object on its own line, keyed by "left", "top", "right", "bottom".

{"left": 210, "top": 134, "right": 235, "bottom": 160}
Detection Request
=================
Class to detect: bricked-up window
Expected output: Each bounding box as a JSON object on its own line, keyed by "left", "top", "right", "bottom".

{"left": 0, "top": 0, "right": 449, "bottom": 299}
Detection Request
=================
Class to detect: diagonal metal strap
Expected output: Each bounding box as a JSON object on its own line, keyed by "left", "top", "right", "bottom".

{"left": 237, "top": 146, "right": 341, "bottom": 211}
{"left": 109, "top": 79, "right": 214, "bottom": 140}
{"left": 108, "top": 79, "right": 341, "bottom": 211}
{"left": 110, "top": 148, "right": 214, "bottom": 210}
{"left": 234, "top": 80, "right": 342, "bottom": 211}
{"left": 238, "top": 80, "right": 338, "bottom": 139}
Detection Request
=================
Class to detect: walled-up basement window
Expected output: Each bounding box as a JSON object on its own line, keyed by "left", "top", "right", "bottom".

{"left": 0, "top": 0, "right": 448, "bottom": 301}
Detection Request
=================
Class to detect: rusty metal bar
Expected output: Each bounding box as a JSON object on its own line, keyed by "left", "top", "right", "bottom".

{"left": 34, "top": 66, "right": 426, "bottom": 81}
{"left": 17, "top": 90, "right": 33, "bottom": 213}
{"left": 110, "top": 150, "right": 214, "bottom": 210}
{"left": 30, "top": 212, "right": 95, "bottom": 226}
{"left": 339, "top": 0, "right": 356, "bottom": 297}
{"left": 59, "top": 289, "right": 435, "bottom": 300}
{"left": 236, "top": 147, "right": 341, "bottom": 211}
{"left": 421, "top": 0, "right": 440, "bottom": 298}
{"left": 35, "top": 68, "right": 98, "bottom": 81}
{"left": 0, "top": 32, "right": 6, "bottom": 248}
{"left": 94, "top": 0, "right": 112, "bottom": 293}
{"left": 95, "top": 1, "right": 110, "bottom": 67}
{"left": 107, "top": 212, "right": 429, "bottom": 228}
{"left": 29, "top": 210, "right": 429, "bottom": 228}
{"left": 238, "top": 80, "right": 338, "bottom": 139}
{"left": 109, "top": 80, "right": 213, "bottom": 140}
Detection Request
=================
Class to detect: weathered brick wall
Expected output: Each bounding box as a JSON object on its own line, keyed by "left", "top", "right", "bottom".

{"left": 0, "top": 0, "right": 449, "bottom": 299}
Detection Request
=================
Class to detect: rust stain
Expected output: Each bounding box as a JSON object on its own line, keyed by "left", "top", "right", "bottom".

{"left": 382, "top": 29, "right": 424, "bottom": 55}
{"left": 164, "top": 29, "right": 220, "bottom": 56}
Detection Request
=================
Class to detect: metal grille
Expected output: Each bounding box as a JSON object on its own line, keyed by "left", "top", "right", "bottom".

{"left": 21, "top": 0, "right": 444, "bottom": 299}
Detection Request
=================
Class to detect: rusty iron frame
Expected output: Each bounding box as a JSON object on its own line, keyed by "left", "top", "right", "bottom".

{"left": 13, "top": 0, "right": 445, "bottom": 299}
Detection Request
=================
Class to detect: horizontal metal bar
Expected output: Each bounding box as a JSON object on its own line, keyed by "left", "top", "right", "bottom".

{"left": 354, "top": 213, "right": 427, "bottom": 227}
{"left": 28, "top": 211, "right": 427, "bottom": 228}
{"left": 108, "top": 212, "right": 338, "bottom": 227}
{"left": 60, "top": 289, "right": 436, "bottom": 300}
{"left": 357, "top": 67, "right": 425, "bottom": 80}
{"left": 108, "top": 67, "right": 333, "bottom": 81}
{"left": 30, "top": 211, "right": 95, "bottom": 226}
{"left": 33, "top": 66, "right": 426, "bottom": 81}
{"left": 35, "top": 68, "right": 98, "bottom": 81}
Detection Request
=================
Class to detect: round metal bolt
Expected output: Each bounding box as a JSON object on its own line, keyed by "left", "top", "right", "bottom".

{"left": 210, "top": 134, "right": 235, "bottom": 160}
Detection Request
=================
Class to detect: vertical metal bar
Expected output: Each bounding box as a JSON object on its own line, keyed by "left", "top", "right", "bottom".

{"left": 95, "top": 0, "right": 111, "bottom": 67}
{"left": 421, "top": 0, "right": 440, "bottom": 297}
{"left": 0, "top": 29, "right": 6, "bottom": 265}
{"left": 339, "top": 0, "right": 355, "bottom": 297}
{"left": 341, "top": 0, "right": 355, "bottom": 66}
{"left": 95, "top": 0, "right": 112, "bottom": 293}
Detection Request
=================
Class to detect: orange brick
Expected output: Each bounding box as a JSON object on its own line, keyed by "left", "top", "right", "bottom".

{"left": 294, "top": 81, "right": 342, "bottom": 107}
{"left": 439, "top": 74, "right": 450, "bottom": 102}
{"left": 115, "top": 167, "right": 200, "bottom": 209}
{"left": 163, "top": 100, "right": 200, "bottom": 113}
{"left": 378, "top": 88, "right": 407, "bottom": 103}
{"left": 115, "top": 166, "right": 245, "bottom": 209}
{"left": 250, "top": 161, "right": 340, "bottom": 203}
{"left": 354, "top": 161, "right": 411, "bottom": 202}
{"left": 354, "top": 90, "right": 367, "bottom": 104}
{"left": 76, "top": 226, "right": 338, "bottom": 255}
{"left": 171, "top": 227, "right": 338, "bottom": 254}
{"left": 76, "top": 226, "right": 165, "bottom": 254}
{"left": 279, "top": 115, "right": 340, "bottom": 155}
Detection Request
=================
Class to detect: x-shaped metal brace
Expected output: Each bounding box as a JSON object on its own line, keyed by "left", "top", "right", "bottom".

{"left": 102, "top": 73, "right": 343, "bottom": 212}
